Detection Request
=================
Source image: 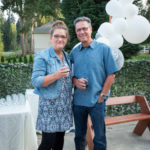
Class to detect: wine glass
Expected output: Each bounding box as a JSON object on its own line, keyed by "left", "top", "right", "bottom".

{"left": 11, "top": 94, "right": 19, "bottom": 105}
{"left": 62, "top": 61, "right": 70, "bottom": 76}
{"left": 6, "top": 95, "right": 12, "bottom": 106}
{"left": 77, "top": 73, "right": 89, "bottom": 88}
{"left": 0, "top": 98, "right": 6, "bottom": 106}
{"left": 18, "top": 93, "right": 26, "bottom": 105}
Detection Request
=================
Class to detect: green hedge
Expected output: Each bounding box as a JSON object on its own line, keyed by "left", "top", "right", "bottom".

{"left": 0, "top": 63, "right": 33, "bottom": 98}
{"left": 107, "top": 60, "right": 150, "bottom": 116}
{"left": 0, "top": 61, "right": 150, "bottom": 116}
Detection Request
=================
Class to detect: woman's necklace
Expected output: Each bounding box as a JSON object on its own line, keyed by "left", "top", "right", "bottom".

{"left": 57, "top": 52, "right": 64, "bottom": 61}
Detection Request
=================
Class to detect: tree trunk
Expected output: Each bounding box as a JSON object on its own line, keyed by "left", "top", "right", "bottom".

{"left": 30, "top": 18, "right": 34, "bottom": 54}
{"left": 25, "top": 32, "right": 29, "bottom": 54}
{"left": 20, "top": 17, "right": 25, "bottom": 56}
{"left": 20, "top": 33, "right": 25, "bottom": 56}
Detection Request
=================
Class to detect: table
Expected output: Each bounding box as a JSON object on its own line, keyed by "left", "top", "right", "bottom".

{"left": 0, "top": 101, "right": 38, "bottom": 150}
{"left": 25, "top": 89, "right": 39, "bottom": 127}
{"left": 25, "top": 89, "right": 75, "bottom": 133}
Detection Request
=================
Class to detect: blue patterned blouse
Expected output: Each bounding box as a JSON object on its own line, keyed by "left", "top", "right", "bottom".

{"left": 36, "top": 58, "right": 73, "bottom": 133}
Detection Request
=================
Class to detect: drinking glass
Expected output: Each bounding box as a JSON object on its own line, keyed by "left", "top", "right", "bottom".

{"left": 78, "top": 73, "right": 89, "bottom": 88}
{"left": 18, "top": 93, "right": 26, "bottom": 105}
{"left": 11, "top": 94, "right": 19, "bottom": 105}
{"left": 6, "top": 95, "right": 12, "bottom": 105}
{"left": 62, "top": 61, "right": 70, "bottom": 76}
{"left": 0, "top": 98, "right": 6, "bottom": 106}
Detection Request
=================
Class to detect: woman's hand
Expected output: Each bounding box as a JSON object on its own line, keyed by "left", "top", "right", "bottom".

{"left": 42, "top": 66, "right": 70, "bottom": 87}
{"left": 55, "top": 66, "right": 70, "bottom": 79}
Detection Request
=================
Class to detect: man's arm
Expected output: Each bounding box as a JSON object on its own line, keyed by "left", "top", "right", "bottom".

{"left": 97, "top": 74, "right": 116, "bottom": 103}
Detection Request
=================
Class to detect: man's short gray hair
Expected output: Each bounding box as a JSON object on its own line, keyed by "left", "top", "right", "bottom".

{"left": 74, "top": 16, "right": 91, "bottom": 27}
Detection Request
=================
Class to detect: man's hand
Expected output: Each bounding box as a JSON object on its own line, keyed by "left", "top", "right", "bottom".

{"left": 73, "top": 77, "right": 88, "bottom": 90}
{"left": 97, "top": 97, "right": 104, "bottom": 103}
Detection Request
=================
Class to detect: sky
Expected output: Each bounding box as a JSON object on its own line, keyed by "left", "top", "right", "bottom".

{"left": 0, "top": 0, "right": 19, "bottom": 22}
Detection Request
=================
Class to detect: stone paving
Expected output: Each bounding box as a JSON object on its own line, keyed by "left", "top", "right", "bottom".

{"left": 37, "top": 121, "right": 150, "bottom": 150}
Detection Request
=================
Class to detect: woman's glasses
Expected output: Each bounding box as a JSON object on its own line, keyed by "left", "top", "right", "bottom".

{"left": 53, "top": 34, "right": 67, "bottom": 40}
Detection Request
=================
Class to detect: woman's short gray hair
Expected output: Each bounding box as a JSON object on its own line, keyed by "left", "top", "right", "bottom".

{"left": 74, "top": 16, "right": 91, "bottom": 27}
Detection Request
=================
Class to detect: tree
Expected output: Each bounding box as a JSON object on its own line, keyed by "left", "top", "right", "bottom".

{"left": 61, "top": 0, "right": 142, "bottom": 58}
{"left": 10, "top": 23, "right": 17, "bottom": 51}
{"left": 1, "top": 12, "right": 17, "bottom": 51}
{"left": 1, "top": 0, "right": 60, "bottom": 55}
{"left": 0, "top": 11, "right": 4, "bottom": 55}
{"left": 0, "top": 28, "right": 4, "bottom": 56}
{"left": 2, "top": 18, "right": 11, "bottom": 51}
{"left": 60, "top": 0, "right": 108, "bottom": 51}
{"left": 16, "top": 20, "right": 21, "bottom": 48}
{"left": 134, "top": 0, "right": 146, "bottom": 16}
{"left": 1, "top": 0, "right": 28, "bottom": 55}
{"left": 142, "top": 0, "right": 150, "bottom": 46}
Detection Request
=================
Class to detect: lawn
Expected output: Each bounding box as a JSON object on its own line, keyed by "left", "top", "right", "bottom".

{"left": 127, "top": 51, "right": 150, "bottom": 61}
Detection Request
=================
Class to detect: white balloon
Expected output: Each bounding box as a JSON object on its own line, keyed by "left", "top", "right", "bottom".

{"left": 96, "top": 37, "right": 110, "bottom": 46}
{"left": 98, "top": 22, "right": 116, "bottom": 38}
{"left": 123, "top": 4, "right": 139, "bottom": 19}
{"left": 119, "top": 0, "right": 134, "bottom": 5}
{"left": 110, "top": 47, "right": 124, "bottom": 70}
{"left": 111, "top": 17, "right": 120, "bottom": 23}
{"left": 105, "top": 0, "right": 124, "bottom": 17}
{"left": 95, "top": 32, "right": 102, "bottom": 40}
{"left": 108, "top": 34, "right": 124, "bottom": 48}
{"left": 123, "top": 15, "right": 150, "bottom": 44}
{"left": 112, "top": 18, "right": 128, "bottom": 34}
{"left": 73, "top": 42, "right": 81, "bottom": 49}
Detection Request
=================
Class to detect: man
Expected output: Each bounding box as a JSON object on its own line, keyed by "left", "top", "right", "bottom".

{"left": 70, "top": 16, "right": 119, "bottom": 150}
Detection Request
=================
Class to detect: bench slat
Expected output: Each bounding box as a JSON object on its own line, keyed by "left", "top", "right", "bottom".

{"left": 105, "top": 113, "right": 150, "bottom": 125}
{"left": 106, "top": 96, "right": 137, "bottom": 106}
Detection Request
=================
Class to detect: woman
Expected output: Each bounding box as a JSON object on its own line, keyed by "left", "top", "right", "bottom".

{"left": 31, "top": 20, "right": 73, "bottom": 150}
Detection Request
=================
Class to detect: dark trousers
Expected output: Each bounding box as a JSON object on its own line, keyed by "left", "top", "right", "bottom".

{"left": 73, "top": 102, "right": 106, "bottom": 150}
{"left": 38, "top": 131, "right": 65, "bottom": 150}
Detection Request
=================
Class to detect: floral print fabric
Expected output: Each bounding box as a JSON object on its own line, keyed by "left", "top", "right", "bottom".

{"left": 36, "top": 58, "right": 73, "bottom": 133}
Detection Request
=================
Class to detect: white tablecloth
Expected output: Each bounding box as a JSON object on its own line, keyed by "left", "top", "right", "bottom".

{"left": 25, "top": 89, "right": 39, "bottom": 127}
{"left": 0, "top": 101, "right": 38, "bottom": 150}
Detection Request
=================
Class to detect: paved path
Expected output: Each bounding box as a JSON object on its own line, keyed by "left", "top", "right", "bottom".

{"left": 37, "top": 121, "right": 150, "bottom": 150}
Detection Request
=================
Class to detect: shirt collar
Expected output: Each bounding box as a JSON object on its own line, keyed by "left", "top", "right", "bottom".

{"left": 49, "top": 45, "right": 66, "bottom": 58}
{"left": 49, "top": 46, "right": 57, "bottom": 58}
{"left": 79, "top": 40, "right": 96, "bottom": 51}
{"left": 49, "top": 45, "right": 68, "bottom": 63}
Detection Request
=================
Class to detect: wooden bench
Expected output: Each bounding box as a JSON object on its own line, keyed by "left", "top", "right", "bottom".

{"left": 86, "top": 95, "right": 150, "bottom": 150}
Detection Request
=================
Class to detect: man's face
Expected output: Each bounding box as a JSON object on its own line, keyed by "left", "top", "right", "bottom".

{"left": 75, "top": 21, "right": 92, "bottom": 45}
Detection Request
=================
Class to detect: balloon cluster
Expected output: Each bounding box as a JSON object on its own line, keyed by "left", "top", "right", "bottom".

{"left": 96, "top": 0, "right": 150, "bottom": 46}
{"left": 96, "top": 0, "right": 150, "bottom": 70}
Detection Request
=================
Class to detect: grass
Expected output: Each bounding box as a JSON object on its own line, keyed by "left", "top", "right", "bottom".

{"left": 127, "top": 51, "right": 150, "bottom": 61}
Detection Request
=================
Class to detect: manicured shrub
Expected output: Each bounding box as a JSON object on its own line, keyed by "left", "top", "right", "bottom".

{"left": 29, "top": 55, "right": 33, "bottom": 63}
{"left": 1, "top": 56, "right": 4, "bottom": 63}
{"left": 19, "top": 55, "right": 23, "bottom": 63}
{"left": 24, "top": 56, "right": 28, "bottom": 63}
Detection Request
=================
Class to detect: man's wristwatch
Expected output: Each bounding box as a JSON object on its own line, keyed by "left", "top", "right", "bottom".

{"left": 100, "top": 93, "right": 106, "bottom": 100}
